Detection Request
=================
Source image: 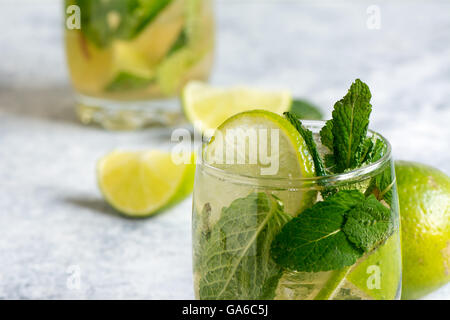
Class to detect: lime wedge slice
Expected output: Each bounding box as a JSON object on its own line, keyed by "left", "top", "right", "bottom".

{"left": 97, "top": 150, "right": 195, "bottom": 217}
{"left": 182, "top": 81, "right": 292, "bottom": 133}
{"left": 346, "top": 233, "right": 402, "bottom": 300}
{"left": 204, "top": 110, "right": 316, "bottom": 216}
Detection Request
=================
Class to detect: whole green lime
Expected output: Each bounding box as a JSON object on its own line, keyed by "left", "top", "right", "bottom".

{"left": 395, "top": 161, "right": 450, "bottom": 299}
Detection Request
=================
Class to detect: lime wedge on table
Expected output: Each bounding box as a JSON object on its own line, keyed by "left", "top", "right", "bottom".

{"left": 204, "top": 110, "right": 316, "bottom": 216}
{"left": 183, "top": 82, "right": 292, "bottom": 133}
{"left": 97, "top": 151, "right": 195, "bottom": 217}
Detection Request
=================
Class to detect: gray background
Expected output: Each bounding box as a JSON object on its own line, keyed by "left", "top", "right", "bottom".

{"left": 0, "top": 0, "right": 448, "bottom": 299}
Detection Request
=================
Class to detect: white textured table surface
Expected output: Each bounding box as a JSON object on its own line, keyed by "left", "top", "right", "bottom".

{"left": 0, "top": 0, "right": 449, "bottom": 299}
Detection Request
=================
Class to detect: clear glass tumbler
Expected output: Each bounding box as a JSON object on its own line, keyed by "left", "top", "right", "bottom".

{"left": 64, "top": 0, "right": 214, "bottom": 129}
{"left": 192, "top": 121, "right": 402, "bottom": 300}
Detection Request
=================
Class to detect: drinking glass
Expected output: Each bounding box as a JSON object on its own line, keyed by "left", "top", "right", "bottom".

{"left": 192, "top": 121, "right": 402, "bottom": 300}
{"left": 64, "top": 0, "right": 214, "bottom": 129}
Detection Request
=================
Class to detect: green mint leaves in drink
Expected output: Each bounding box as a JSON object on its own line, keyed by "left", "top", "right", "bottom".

{"left": 71, "top": 0, "right": 173, "bottom": 48}
{"left": 198, "top": 193, "right": 292, "bottom": 300}
{"left": 271, "top": 190, "right": 394, "bottom": 272}
{"left": 343, "top": 195, "right": 394, "bottom": 252}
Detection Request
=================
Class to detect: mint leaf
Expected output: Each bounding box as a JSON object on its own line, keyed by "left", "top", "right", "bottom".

{"left": 332, "top": 79, "right": 372, "bottom": 171}
{"left": 72, "top": 0, "right": 137, "bottom": 48}
{"left": 370, "top": 138, "right": 386, "bottom": 162}
{"left": 193, "top": 203, "right": 212, "bottom": 272}
{"left": 284, "top": 112, "right": 326, "bottom": 177}
{"left": 198, "top": 192, "right": 292, "bottom": 300}
{"left": 290, "top": 99, "right": 323, "bottom": 120}
{"left": 358, "top": 137, "right": 385, "bottom": 166}
{"left": 105, "top": 71, "right": 154, "bottom": 92}
{"left": 356, "top": 137, "right": 374, "bottom": 165}
{"left": 167, "top": 30, "right": 188, "bottom": 56}
{"left": 363, "top": 138, "right": 392, "bottom": 204}
{"left": 271, "top": 191, "right": 364, "bottom": 272}
{"left": 319, "top": 79, "right": 372, "bottom": 172}
{"left": 365, "top": 165, "right": 393, "bottom": 204}
{"left": 320, "top": 120, "right": 334, "bottom": 151}
{"left": 116, "top": 0, "right": 173, "bottom": 41}
{"left": 329, "top": 189, "right": 366, "bottom": 209}
{"left": 71, "top": 0, "right": 172, "bottom": 48}
{"left": 343, "top": 195, "right": 394, "bottom": 251}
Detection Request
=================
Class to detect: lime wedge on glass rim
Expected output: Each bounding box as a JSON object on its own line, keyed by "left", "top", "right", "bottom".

{"left": 203, "top": 110, "right": 316, "bottom": 216}
{"left": 97, "top": 150, "right": 195, "bottom": 217}
{"left": 183, "top": 82, "right": 293, "bottom": 133}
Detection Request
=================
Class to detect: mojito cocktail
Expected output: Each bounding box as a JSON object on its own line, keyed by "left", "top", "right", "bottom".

{"left": 65, "top": 0, "right": 214, "bottom": 129}
{"left": 192, "top": 80, "right": 402, "bottom": 300}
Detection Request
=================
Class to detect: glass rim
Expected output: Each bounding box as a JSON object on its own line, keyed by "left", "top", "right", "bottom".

{"left": 198, "top": 120, "right": 392, "bottom": 188}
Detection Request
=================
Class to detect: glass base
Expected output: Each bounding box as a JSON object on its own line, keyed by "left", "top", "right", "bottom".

{"left": 75, "top": 95, "right": 186, "bottom": 130}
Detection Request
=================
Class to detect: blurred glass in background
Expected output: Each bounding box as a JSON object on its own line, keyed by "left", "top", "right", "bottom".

{"left": 64, "top": 0, "right": 215, "bottom": 130}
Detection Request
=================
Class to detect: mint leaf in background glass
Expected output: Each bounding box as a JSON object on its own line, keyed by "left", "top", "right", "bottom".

{"left": 271, "top": 191, "right": 365, "bottom": 272}
{"left": 167, "top": 30, "right": 188, "bottom": 56}
{"left": 290, "top": 99, "right": 324, "bottom": 120}
{"left": 71, "top": 0, "right": 172, "bottom": 48}
{"left": 329, "top": 189, "right": 366, "bottom": 209}
{"left": 284, "top": 112, "right": 326, "bottom": 177}
{"left": 319, "top": 79, "right": 372, "bottom": 173}
{"left": 116, "top": 0, "right": 173, "bottom": 41}
{"left": 71, "top": 0, "right": 138, "bottom": 48}
{"left": 105, "top": 71, "right": 154, "bottom": 92}
{"left": 343, "top": 195, "right": 394, "bottom": 252}
{"left": 198, "top": 193, "right": 292, "bottom": 300}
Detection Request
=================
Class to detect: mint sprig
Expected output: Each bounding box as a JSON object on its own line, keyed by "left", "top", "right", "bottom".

{"left": 270, "top": 190, "right": 394, "bottom": 272}
{"left": 71, "top": 0, "right": 172, "bottom": 48}
{"left": 320, "top": 79, "right": 373, "bottom": 173}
